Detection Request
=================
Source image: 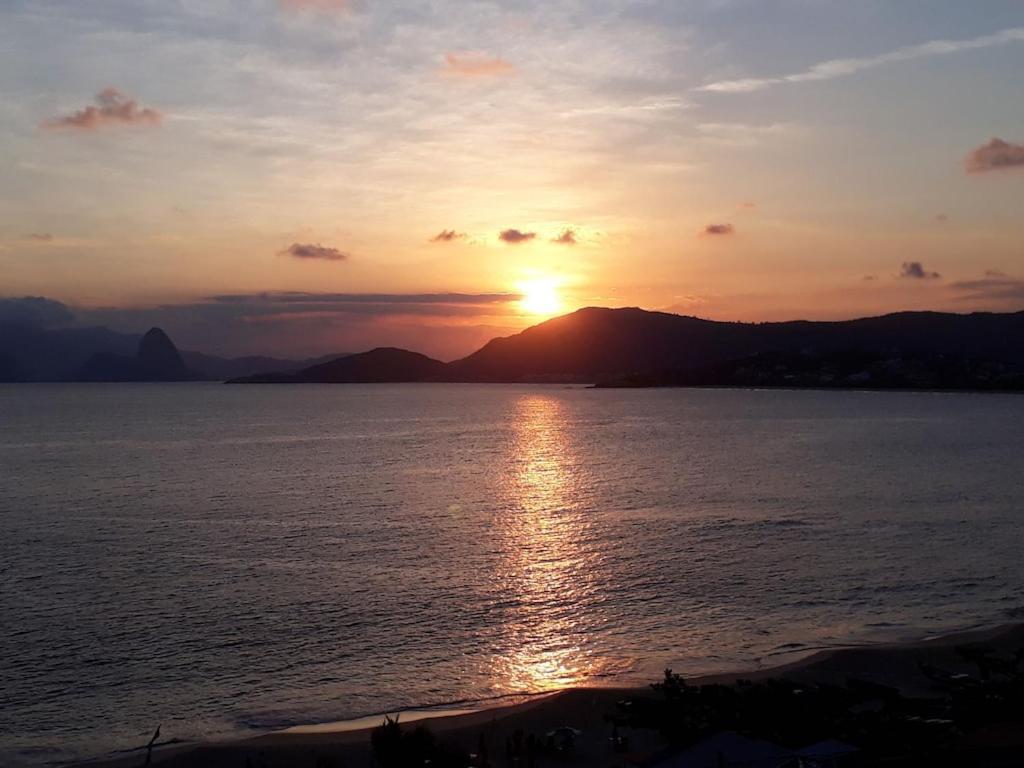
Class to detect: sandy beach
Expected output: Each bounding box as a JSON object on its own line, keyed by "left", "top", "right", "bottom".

{"left": 79, "top": 622, "right": 1024, "bottom": 767}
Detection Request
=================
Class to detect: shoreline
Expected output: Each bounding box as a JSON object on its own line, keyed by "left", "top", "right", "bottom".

{"left": 75, "top": 620, "right": 1024, "bottom": 768}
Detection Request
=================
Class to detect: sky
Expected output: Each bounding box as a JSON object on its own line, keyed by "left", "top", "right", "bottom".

{"left": 1, "top": 0, "right": 1023, "bottom": 359}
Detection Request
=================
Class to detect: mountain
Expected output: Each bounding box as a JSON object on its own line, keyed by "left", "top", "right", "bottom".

{"left": 0, "top": 324, "right": 139, "bottom": 382}
{"left": 78, "top": 327, "right": 203, "bottom": 382}
{"left": 179, "top": 350, "right": 351, "bottom": 380}
{"left": 0, "top": 319, "right": 349, "bottom": 382}
{"left": 449, "top": 307, "right": 1024, "bottom": 382}
{"left": 229, "top": 347, "right": 448, "bottom": 383}
{"left": 230, "top": 306, "right": 1024, "bottom": 388}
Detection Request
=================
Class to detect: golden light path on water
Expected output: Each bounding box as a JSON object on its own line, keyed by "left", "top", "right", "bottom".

{"left": 490, "top": 394, "right": 613, "bottom": 694}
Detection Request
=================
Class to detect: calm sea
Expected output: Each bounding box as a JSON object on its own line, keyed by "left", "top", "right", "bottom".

{"left": 3, "top": 384, "right": 1024, "bottom": 765}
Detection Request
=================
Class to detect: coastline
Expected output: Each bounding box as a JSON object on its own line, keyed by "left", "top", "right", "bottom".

{"left": 75, "top": 621, "right": 1024, "bottom": 768}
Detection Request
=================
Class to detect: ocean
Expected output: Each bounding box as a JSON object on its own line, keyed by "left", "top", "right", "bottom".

{"left": 3, "top": 383, "right": 1024, "bottom": 765}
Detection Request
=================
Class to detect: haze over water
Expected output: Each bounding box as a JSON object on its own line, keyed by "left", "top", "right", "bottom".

{"left": 3, "top": 384, "right": 1024, "bottom": 766}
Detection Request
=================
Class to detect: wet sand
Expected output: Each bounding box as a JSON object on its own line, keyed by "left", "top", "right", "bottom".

{"left": 80, "top": 622, "right": 1024, "bottom": 767}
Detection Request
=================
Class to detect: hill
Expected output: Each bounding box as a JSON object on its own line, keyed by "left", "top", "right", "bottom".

{"left": 78, "top": 328, "right": 203, "bottom": 382}
{"left": 229, "top": 306, "right": 1024, "bottom": 388}
{"left": 229, "top": 347, "right": 449, "bottom": 384}
{"left": 0, "top": 317, "right": 349, "bottom": 382}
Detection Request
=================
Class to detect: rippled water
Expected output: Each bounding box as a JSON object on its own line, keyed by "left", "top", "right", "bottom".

{"left": 3, "top": 384, "right": 1024, "bottom": 765}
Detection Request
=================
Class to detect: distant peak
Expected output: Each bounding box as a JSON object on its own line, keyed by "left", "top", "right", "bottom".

{"left": 138, "top": 326, "right": 186, "bottom": 371}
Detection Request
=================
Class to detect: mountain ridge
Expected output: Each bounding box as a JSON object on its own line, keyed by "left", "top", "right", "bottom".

{"left": 229, "top": 306, "right": 1024, "bottom": 388}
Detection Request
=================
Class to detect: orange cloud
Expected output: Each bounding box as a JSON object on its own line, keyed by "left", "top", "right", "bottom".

{"left": 703, "top": 223, "right": 734, "bottom": 236}
{"left": 43, "top": 88, "right": 161, "bottom": 131}
{"left": 966, "top": 137, "right": 1024, "bottom": 173}
{"left": 442, "top": 53, "right": 515, "bottom": 78}
{"left": 280, "top": 243, "right": 349, "bottom": 261}
{"left": 499, "top": 229, "right": 535, "bottom": 244}
{"left": 431, "top": 229, "right": 466, "bottom": 243}
{"left": 552, "top": 228, "right": 577, "bottom": 245}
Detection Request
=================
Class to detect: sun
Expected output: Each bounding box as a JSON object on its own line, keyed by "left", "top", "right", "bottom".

{"left": 518, "top": 278, "right": 563, "bottom": 317}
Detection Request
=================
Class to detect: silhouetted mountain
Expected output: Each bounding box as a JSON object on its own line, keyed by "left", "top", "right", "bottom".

{"left": 0, "top": 324, "right": 139, "bottom": 382}
{"left": 230, "top": 347, "right": 449, "bottom": 383}
{"left": 0, "top": 318, "right": 350, "bottom": 382}
{"left": 78, "top": 327, "right": 203, "bottom": 382}
{"left": 231, "top": 307, "right": 1024, "bottom": 388}
{"left": 180, "top": 350, "right": 351, "bottom": 380}
{"left": 448, "top": 307, "right": 1024, "bottom": 383}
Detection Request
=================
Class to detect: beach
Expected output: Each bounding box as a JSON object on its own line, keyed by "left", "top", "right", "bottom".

{"left": 81, "top": 622, "right": 1024, "bottom": 767}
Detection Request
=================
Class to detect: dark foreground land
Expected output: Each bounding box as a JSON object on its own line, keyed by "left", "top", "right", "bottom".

{"left": 83, "top": 624, "right": 1024, "bottom": 768}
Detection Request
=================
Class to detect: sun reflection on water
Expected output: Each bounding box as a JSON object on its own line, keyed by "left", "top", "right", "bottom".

{"left": 490, "top": 394, "right": 609, "bottom": 694}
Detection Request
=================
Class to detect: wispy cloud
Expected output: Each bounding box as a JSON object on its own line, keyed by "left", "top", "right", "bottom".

{"left": 966, "top": 138, "right": 1024, "bottom": 174}
{"left": 950, "top": 272, "right": 1024, "bottom": 304}
{"left": 700, "top": 27, "right": 1024, "bottom": 93}
{"left": 442, "top": 53, "right": 515, "bottom": 78}
{"left": 208, "top": 291, "right": 518, "bottom": 306}
{"left": 279, "top": 0, "right": 349, "bottom": 12}
{"left": 26, "top": 233, "right": 54, "bottom": 241}
{"left": 280, "top": 243, "right": 349, "bottom": 261}
{"left": 900, "top": 261, "right": 940, "bottom": 280}
{"left": 499, "top": 229, "right": 536, "bottom": 244}
{"left": 42, "top": 88, "right": 162, "bottom": 130}
{"left": 430, "top": 229, "right": 466, "bottom": 243}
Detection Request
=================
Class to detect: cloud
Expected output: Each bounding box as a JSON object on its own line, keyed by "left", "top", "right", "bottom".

{"left": 499, "top": 229, "right": 536, "bottom": 244}
{"left": 42, "top": 88, "right": 161, "bottom": 131}
{"left": 280, "top": 242, "right": 349, "bottom": 261}
{"left": 965, "top": 138, "right": 1024, "bottom": 174}
{"left": 700, "top": 27, "right": 1024, "bottom": 93}
{"left": 739, "top": 202, "right": 757, "bottom": 210}
{"left": 935, "top": 213, "right": 949, "bottom": 222}
{"left": 279, "top": 0, "right": 349, "bottom": 11}
{"left": 552, "top": 228, "right": 577, "bottom": 245}
{"left": 27, "top": 233, "right": 54, "bottom": 241}
{"left": 431, "top": 229, "right": 466, "bottom": 243}
{"left": 703, "top": 223, "right": 734, "bottom": 236}
{"left": 442, "top": 53, "right": 515, "bottom": 78}
{"left": 208, "top": 292, "right": 518, "bottom": 306}
{"left": 0, "top": 296, "right": 75, "bottom": 328}
{"left": 949, "top": 273, "right": 1024, "bottom": 304}
{"left": 899, "top": 261, "right": 941, "bottom": 280}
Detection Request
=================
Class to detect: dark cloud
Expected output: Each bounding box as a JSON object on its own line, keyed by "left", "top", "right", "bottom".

{"left": 0, "top": 296, "right": 75, "bottom": 328}
{"left": 431, "top": 229, "right": 465, "bottom": 243}
{"left": 899, "top": 261, "right": 941, "bottom": 280}
{"left": 965, "top": 138, "right": 1024, "bottom": 174}
{"left": 499, "top": 229, "right": 536, "bottom": 244}
{"left": 703, "top": 223, "right": 734, "bottom": 236}
{"left": 862, "top": 275, "right": 877, "bottom": 281}
{"left": 935, "top": 213, "right": 949, "bottom": 222}
{"left": 43, "top": 88, "right": 161, "bottom": 131}
{"left": 281, "top": 243, "right": 349, "bottom": 261}
{"left": 443, "top": 53, "right": 514, "bottom": 78}
{"left": 26, "top": 233, "right": 54, "bottom": 241}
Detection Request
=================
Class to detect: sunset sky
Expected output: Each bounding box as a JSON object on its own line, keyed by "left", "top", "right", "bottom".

{"left": 2, "top": 0, "right": 1023, "bottom": 359}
